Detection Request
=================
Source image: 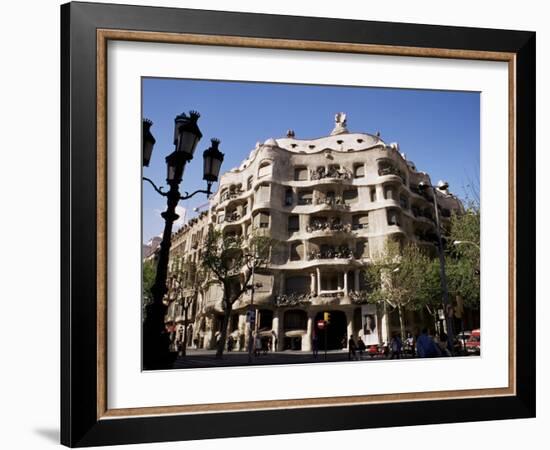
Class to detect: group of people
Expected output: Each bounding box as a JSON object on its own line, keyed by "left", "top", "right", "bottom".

{"left": 345, "top": 328, "right": 453, "bottom": 360}
{"left": 225, "top": 333, "right": 275, "bottom": 356}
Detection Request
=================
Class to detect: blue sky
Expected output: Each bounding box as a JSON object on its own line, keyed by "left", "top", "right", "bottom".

{"left": 142, "top": 78, "right": 479, "bottom": 242}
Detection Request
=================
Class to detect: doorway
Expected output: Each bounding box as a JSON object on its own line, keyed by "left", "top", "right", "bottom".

{"left": 314, "top": 310, "right": 348, "bottom": 350}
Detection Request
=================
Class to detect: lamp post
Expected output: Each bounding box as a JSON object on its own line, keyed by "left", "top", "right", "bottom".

{"left": 418, "top": 180, "right": 455, "bottom": 350}
{"left": 142, "top": 112, "right": 224, "bottom": 370}
{"left": 245, "top": 242, "right": 264, "bottom": 364}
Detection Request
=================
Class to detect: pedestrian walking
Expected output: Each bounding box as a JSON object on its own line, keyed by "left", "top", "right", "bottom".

{"left": 405, "top": 332, "right": 415, "bottom": 357}
{"left": 254, "top": 334, "right": 262, "bottom": 357}
{"left": 348, "top": 336, "right": 358, "bottom": 361}
{"left": 227, "top": 335, "right": 234, "bottom": 352}
{"left": 437, "top": 332, "right": 452, "bottom": 357}
{"left": 357, "top": 337, "right": 366, "bottom": 360}
{"left": 416, "top": 328, "right": 441, "bottom": 358}
{"left": 271, "top": 330, "right": 278, "bottom": 352}
{"left": 390, "top": 334, "right": 402, "bottom": 359}
{"left": 312, "top": 334, "right": 319, "bottom": 358}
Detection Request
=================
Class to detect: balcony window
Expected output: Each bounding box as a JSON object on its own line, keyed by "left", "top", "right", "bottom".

{"left": 220, "top": 188, "right": 229, "bottom": 202}
{"left": 288, "top": 215, "right": 299, "bottom": 233}
{"left": 384, "top": 186, "right": 396, "bottom": 200}
{"left": 294, "top": 167, "right": 308, "bottom": 181}
{"left": 370, "top": 188, "right": 377, "bottom": 202}
{"left": 289, "top": 242, "right": 304, "bottom": 261}
{"left": 285, "top": 277, "right": 310, "bottom": 295}
{"left": 354, "top": 164, "right": 365, "bottom": 178}
{"left": 297, "top": 190, "right": 313, "bottom": 205}
{"left": 352, "top": 214, "right": 369, "bottom": 230}
{"left": 258, "top": 160, "right": 272, "bottom": 178}
{"left": 320, "top": 272, "right": 341, "bottom": 291}
{"left": 259, "top": 212, "right": 270, "bottom": 228}
{"left": 355, "top": 240, "right": 370, "bottom": 259}
{"left": 284, "top": 188, "right": 293, "bottom": 206}
{"left": 378, "top": 160, "right": 398, "bottom": 176}
{"left": 253, "top": 212, "right": 270, "bottom": 229}
{"left": 255, "top": 183, "right": 270, "bottom": 203}
{"left": 327, "top": 164, "right": 340, "bottom": 178}
{"left": 308, "top": 216, "right": 327, "bottom": 232}
{"left": 247, "top": 176, "right": 253, "bottom": 190}
{"left": 283, "top": 309, "right": 307, "bottom": 330}
{"left": 387, "top": 209, "right": 401, "bottom": 226}
{"left": 343, "top": 189, "right": 358, "bottom": 204}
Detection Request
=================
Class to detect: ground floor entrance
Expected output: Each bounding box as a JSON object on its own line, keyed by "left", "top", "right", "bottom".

{"left": 314, "top": 310, "right": 348, "bottom": 351}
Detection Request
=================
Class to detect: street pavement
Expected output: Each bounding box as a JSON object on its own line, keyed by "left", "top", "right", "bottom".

{"left": 172, "top": 348, "right": 417, "bottom": 369}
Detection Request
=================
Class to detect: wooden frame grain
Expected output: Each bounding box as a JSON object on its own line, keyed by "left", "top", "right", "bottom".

{"left": 96, "top": 29, "right": 517, "bottom": 419}
{"left": 61, "top": 2, "right": 535, "bottom": 446}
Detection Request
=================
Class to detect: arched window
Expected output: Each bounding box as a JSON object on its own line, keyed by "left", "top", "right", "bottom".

{"left": 384, "top": 186, "right": 396, "bottom": 200}
{"left": 354, "top": 164, "right": 365, "bottom": 178}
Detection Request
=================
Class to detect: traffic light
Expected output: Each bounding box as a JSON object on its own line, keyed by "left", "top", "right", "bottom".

{"left": 323, "top": 312, "right": 331, "bottom": 324}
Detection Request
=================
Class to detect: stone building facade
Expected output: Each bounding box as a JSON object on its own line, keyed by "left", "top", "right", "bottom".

{"left": 163, "top": 114, "right": 463, "bottom": 352}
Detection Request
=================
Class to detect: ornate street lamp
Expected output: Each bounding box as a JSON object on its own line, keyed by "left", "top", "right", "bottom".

{"left": 174, "top": 111, "right": 202, "bottom": 157}
{"left": 142, "top": 111, "right": 224, "bottom": 370}
{"left": 203, "top": 138, "right": 224, "bottom": 194}
{"left": 142, "top": 119, "right": 156, "bottom": 167}
{"left": 418, "top": 179, "right": 455, "bottom": 350}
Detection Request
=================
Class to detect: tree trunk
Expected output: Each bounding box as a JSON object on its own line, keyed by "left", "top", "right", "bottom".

{"left": 425, "top": 306, "right": 438, "bottom": 333}
{"left": 215, "top": 298, "right": 232, "bottom": 359}
{"left": 398, "top": 304, "right": 406, "bottom": 340}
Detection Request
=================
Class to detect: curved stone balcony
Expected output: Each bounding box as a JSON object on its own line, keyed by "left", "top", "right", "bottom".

{"left": 218, "top": 189, "right": 249, "bottom": 207}
{"left": 280, "top": 256, "right": 364, "bottom": 270}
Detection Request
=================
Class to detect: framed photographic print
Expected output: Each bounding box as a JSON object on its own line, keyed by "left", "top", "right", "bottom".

{"left": 61, "top": 1, "right": 536, "bottom": 447}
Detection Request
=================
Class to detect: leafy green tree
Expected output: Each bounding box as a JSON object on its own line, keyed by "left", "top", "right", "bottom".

{"left": 364, "top": 240, "right": 434, "bottom": 339}
{"left": 446, "top": 205, "right": 480, "bottom": 310}
{"left": 201, "top": 229, "right": 273, "bottom": 359}
{"left": 142, "top": 260, "right": 156, "bottom": 321}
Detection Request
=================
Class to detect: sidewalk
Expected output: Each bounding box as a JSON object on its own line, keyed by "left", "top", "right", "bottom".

{"left": 172, "top": 349, "right": 411, "bottom": 369}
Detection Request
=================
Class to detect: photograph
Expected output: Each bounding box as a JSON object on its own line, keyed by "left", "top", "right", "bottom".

{"left": 141, "top": 78, "right": 481, "bottom": 370}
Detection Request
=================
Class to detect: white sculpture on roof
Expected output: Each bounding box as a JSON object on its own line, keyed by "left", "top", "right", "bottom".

{"left": 331, "top": 112, "right": 349, "bottom": 135}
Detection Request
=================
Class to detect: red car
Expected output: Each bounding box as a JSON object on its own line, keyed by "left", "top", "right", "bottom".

{"left": 465, "top": 329, "right": 481, "bottom": 355}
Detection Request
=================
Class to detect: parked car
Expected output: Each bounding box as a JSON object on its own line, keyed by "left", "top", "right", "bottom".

{"left": 465, "top": 329, "right": 480, "bottom": 355}
{"left": 454, "top": 331, "right": 472, "bottom": 353}
{"left": 366, "top": 343, "right": 387, "bottom": 359}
